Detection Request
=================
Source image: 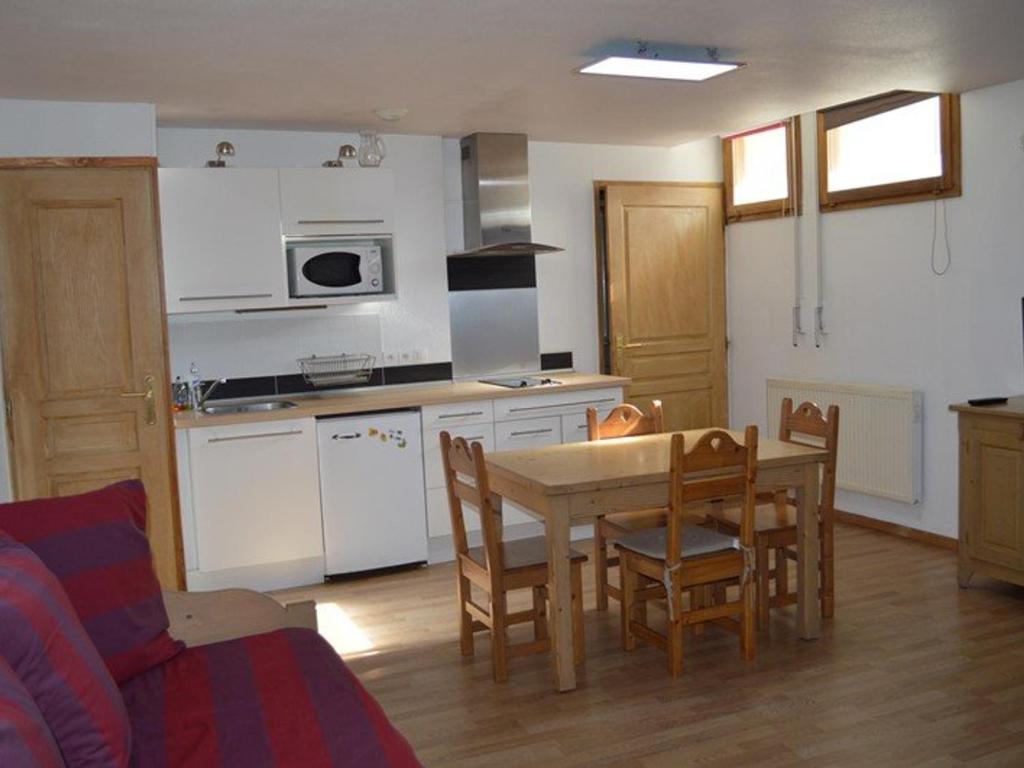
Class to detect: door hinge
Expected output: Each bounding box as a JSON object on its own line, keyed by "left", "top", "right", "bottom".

{"left": 4, "top": 399, "right": 10, "bottom": 421}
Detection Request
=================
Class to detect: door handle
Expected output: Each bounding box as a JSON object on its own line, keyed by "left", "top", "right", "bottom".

{"left": 120, "top": 375, "right": 157, "bottom": 426}
{"left": 615, "top": 334, "right": 642, "bottom": 352}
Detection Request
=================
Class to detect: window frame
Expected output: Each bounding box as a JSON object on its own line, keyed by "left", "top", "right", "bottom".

{"left": 816, "top": 91, "right": 961, "bottom": 212}
{"left": 723, "top": 117, "right": 802, "bottom": 224}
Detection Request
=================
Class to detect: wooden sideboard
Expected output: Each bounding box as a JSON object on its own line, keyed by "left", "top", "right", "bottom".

{"left": 950, "top": 398, "right": 1024, "bottom": 588}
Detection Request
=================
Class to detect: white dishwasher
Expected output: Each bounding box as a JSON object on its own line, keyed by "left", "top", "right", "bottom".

{"left": 317, "top": 410, "right": 428, "bottom": 575}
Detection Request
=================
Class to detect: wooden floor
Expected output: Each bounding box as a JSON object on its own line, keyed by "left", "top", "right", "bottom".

{"left": 275, "top": 524, "right": 1024, "bottom": 767}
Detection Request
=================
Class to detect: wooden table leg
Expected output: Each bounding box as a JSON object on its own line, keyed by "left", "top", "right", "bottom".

{"left": 795, "top": 462, "right": 821, "bottom": 639}
{"left": 544, "top": 496, "right": 577, "bottom": 692}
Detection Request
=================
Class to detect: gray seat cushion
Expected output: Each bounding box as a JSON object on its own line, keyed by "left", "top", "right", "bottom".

{"left": 615, "top": 525, "right": 738, "bottom": 561}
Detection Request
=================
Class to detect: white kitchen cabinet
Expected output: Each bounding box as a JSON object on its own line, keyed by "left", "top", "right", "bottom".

{"left": 561, "top": 408, "right": 615, "bottom": 443}
{"left": 421, "top": 400, "right": 494, "bottom": 430}
{"left": 186, "top": 418, "right": 323, "bottom": 577}
{"left": 424, "top": 423, "right": 495, "bottom": 494}
{"left": 495, "top": 416, "right": 562, "bottom": 526}
{"left": 493, "top": 387, "right": 623, "bottom": 422}
{"left": 279, "top": 169, "right": 395, "bottom": 236}
{"left": 159, "top": 169, "right": 286, "bottom": 313}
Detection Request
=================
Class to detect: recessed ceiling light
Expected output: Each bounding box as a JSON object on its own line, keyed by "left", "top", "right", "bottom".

{"left": 375, "top": 107, "right": 409, "bottom": 122}
{"left": 579, "top": 41, "right": 743, "bottom": 82}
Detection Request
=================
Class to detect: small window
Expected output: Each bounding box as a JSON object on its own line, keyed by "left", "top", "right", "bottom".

{"left": 723, "top": 118, "right": 801, "bottom": 223}
{"left": 817, "top": 91, "right": 960, "bottom": 211}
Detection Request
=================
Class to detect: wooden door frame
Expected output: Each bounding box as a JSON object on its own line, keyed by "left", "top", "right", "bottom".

{"left": 0, "top": 156, "right": 185, "bottom": 589}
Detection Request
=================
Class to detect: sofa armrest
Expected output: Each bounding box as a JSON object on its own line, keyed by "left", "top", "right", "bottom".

{"left": 163, "top": 589, "right": 318, "bottom": 647}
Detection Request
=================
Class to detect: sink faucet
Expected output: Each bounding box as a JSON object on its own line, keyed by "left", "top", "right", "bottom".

{"left": 194, "top": 378, "right": 227, "bottom": 409}
{"left": 187, "top": 363, "right": 227, "bottom": 410}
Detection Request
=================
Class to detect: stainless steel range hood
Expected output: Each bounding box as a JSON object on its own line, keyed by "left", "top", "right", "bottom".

{"left": 450, "top": 133, "right": 563, "bottom": 258}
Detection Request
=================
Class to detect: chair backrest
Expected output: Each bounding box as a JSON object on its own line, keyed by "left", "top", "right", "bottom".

{"left": 587, "top": 400, "right": 664, "bottom": 441}
{"left": 439, "top": 431, "right": 504, "bottom": 575}
{"left": 778, "top": 398, "right": 840, "bottom": 513}
{"left": 666, "top": 426, "right": 759, "bottom": 567}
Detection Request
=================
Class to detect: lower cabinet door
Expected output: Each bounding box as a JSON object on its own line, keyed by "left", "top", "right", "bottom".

{"left": 967, "top": 427, "right": 1024, "bottom": 570}
{"left": 187, "top": 419, "right": 324, "bottom": 573}
{"left": 495, "top": 416, "right": 562, "bottom": 526}
{"left": 561, "top": 409, "right": 615, "bottom": 444}
{"left": 423, "top": 424, "right": 494, "bottom": 491}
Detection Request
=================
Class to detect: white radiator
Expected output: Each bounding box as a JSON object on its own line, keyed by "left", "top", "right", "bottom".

{"left": 766, "top": 378, "right": 922, "bottom": 504}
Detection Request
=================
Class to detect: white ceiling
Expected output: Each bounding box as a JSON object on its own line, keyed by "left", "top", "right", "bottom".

{"left": 2, "top": 0, "right": 1023, "bottom": 146}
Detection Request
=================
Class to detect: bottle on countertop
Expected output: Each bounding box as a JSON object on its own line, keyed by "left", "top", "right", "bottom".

{"left": 188, "top": 362, "right": 202, "bottom": 411}
{"left": 171, "top": 376, "right": 189, "bottom": 412}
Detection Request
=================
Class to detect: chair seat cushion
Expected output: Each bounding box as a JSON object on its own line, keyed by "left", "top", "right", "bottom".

{"left": 0, "top": 655, "right": 65, "bottom": 768}
{"left": 709, "top": 503, "right": 797, "bottom": 533}
{"left": 0, "top": 481, "right": 183, "bottom": 683}
{"left": 615, "top": 525, "right": 738, "bottom": 561}
{"left": 119, "top": 627, "right": 421, "bottom": 767}
{"left": 468, "top": 536, "right": 587, "bottom": 572}
{"left": 0, "top": 530, "right": 131, "bottom": 767}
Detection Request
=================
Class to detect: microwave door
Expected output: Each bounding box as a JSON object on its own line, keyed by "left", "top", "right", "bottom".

{"left": 302, "top": 251, "right": 364, "bottom": 289}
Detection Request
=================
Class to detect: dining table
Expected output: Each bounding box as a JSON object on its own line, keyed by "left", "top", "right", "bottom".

{"left": 484, "top": 427, "right": 830, "bottom": 692}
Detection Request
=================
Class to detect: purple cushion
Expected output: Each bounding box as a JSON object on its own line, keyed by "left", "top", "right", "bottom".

{"left": 0, "top": 530, "right": 131, "bottom": 767}
{"left": 0, "top": 481, "right": 182, "bottom": 683}
{"left": 0, "top": 655, "right": 65, "bottom": 768}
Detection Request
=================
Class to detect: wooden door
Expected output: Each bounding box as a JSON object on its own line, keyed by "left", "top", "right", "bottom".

{"left": 966, "top": 426, "right": 1024, "bottom": 571}
{"left": 598, "top": 182, "right": 727, "bottom": 430}
{"left": 0, "top": 159, "right": 183, "bottom": 588}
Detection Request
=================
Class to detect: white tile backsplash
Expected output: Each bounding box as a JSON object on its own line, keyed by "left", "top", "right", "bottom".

{"left": 168, "top": 310, "right": 382, "bottom": 380}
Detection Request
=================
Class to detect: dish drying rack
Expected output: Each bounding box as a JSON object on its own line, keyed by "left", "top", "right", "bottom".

{"left": 297, "top": 353, "right": 375, "bottom": 388}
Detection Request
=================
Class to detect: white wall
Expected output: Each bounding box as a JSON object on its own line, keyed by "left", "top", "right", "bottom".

{"left": 443, "top": 136, "right": 723, "bottom": 373}
{"left": 0, "top": 99, "right": 156, "bottom": 156}
{"left": 0, "top": 99, "right": 159, "bottom": 502}
{"left": 727, "top": 77, "right": 1024, "bottom": 538}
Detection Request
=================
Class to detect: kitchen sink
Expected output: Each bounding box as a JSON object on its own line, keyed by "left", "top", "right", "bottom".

{"left": 202, "top": 401, "right": 298, "bottom": 415}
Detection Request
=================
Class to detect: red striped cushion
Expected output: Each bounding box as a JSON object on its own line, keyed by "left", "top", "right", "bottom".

{"left": 0, "top": 655, "right": 65, "bottom": 768}
{"left": 0, "top": 531, "right": 131, "bottom": 767}
{"left": 0, "top": 481, "right": 182, "bottom": 683}
{"left": 120, "top": 628, "right": 421, "bottom": 767}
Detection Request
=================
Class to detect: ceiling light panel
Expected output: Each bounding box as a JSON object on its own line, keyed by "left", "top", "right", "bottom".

{"left": 580, "top": 56, "right": 739, "bottom": 82}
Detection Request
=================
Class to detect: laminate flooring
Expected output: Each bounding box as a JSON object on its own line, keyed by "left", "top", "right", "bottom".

{"left": 274, "top": 524, "right": 1024, "bottom": 767}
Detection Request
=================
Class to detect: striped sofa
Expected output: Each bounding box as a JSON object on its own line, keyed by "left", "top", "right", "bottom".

{"left": 0, "top": 482, "right": 420, "bottom": 767}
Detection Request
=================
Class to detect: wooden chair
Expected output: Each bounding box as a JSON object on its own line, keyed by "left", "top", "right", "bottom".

{"left": 707, "top": 398, "right": 839, "bottom": 631}
{"left": 587, "top": 401, "right": 666, "bottom": 611}
{"left": 616, "top": 427, "right": 759, "bottom": 677}
{"left": 440, "top": 431, "right": 587, "bottom": 683}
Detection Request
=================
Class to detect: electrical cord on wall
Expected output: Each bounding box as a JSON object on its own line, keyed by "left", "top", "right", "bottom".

{"left": 930, "top": 198, "right": 952, "bottom": 276}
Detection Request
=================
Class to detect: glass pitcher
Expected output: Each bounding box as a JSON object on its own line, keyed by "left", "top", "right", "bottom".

{"left": 357, "top": 131, "right": 386, "bottom": 167}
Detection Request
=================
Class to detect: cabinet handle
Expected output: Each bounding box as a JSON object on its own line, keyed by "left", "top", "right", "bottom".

{"left": 296, "top": 219, "right": 385, "bottom": 225}
{"left": 438, "top": 411, "right": 484, "bottom": 419}
{"left": 208, "top": 429, "right": 303, "bottom": 443}
{"left": 332, "top": 432, "right": 362, "bottom": 440}
{"left": 508, "top": 398, "right": 616, "bottom": 413}
{"left": 510, "top": 428, "right": 554, "bottom": 437}
{"left": 180, "top": 293, "right": 274, "bottom": 302}
{"left": 461, "top": 435, "right": 486, "bottom": 442}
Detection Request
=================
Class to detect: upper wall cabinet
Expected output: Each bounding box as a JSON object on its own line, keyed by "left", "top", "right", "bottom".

{"left": 159, "top": 169, "right": 286, "bottom": 313}
{"left": 278, "top": 169, "right": 395, "bottom": 236}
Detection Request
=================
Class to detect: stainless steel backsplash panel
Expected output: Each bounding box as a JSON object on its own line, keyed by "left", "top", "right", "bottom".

{"left": 449, "top": 288, "right": 540, "bottom": 379}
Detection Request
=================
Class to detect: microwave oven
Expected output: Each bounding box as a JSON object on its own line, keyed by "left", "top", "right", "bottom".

{"left": 287, "top": 240, "right": 384, "bottom": 298}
